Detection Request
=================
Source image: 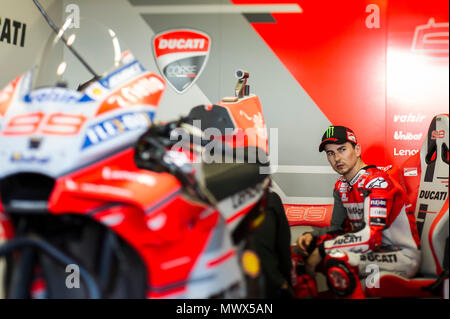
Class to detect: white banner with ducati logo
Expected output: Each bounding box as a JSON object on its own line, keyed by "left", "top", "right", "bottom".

{"left": 152, "top": 29, "right": 211, "bottom": 94}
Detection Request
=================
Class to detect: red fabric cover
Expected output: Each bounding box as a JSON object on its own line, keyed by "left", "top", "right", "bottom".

{"left": 400, "top": 153, "right": 422, "bottom": 212}
{"left": 365, "top": 274, "right": 435, "bottom": 298}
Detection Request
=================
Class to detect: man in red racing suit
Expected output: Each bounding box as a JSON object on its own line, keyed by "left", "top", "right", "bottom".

{"left": 296, "top": 126, "right": 421, "bottom": 294}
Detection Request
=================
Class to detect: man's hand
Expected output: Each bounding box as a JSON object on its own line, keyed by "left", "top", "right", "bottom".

{"left": 305, "top": 248, "right": 322, "bottom": 276}
{"left": 297, "top": 233, "right": 314, "bottom": 257}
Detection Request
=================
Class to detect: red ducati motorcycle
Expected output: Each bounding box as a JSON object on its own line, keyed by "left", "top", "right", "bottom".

{"left": 0, "top": 1, "right": 278, "bottom": 298}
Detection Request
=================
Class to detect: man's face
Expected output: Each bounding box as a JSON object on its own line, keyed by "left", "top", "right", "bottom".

{"left": 324, "top": 142, "right": 361, "bottom": 176}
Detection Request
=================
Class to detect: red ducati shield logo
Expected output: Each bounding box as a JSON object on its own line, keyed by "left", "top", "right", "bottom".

{"left": 153, "top": 29, "right": 211, "bottom": 94}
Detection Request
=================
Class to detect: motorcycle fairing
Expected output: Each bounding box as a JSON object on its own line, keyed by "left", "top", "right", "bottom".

{"left": 185, "top": 95, "right": 271, "bottom": 231}
{"left": 187, "top": 95, "right": 268, "bottom": 154}
{"left": 0, "top": 61, "right": 165, "bottom": 180}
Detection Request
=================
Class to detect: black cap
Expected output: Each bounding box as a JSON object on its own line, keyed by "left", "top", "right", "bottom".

{"left": 319, "top": 126, "right": 358, "bottom": 152}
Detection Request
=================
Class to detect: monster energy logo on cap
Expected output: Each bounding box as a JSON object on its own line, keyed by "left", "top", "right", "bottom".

{"left": 326, "top": 126, "right": 335, "bottom": 138}
{"left": 319, "top": 125, "right": 357, "bottom": 152}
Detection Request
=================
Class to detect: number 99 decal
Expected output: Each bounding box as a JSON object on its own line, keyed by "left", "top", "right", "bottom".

{"left": 2, "top": 112, "right": 87, "bottom": 136}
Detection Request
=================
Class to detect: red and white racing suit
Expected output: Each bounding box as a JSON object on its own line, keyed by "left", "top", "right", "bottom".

{"left": 317, "top": 165, "right": 421, "bottom": 279}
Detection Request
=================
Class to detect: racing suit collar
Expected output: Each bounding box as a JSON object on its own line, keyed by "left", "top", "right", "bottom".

{"left": 346, "top": 165, "right": 376, "bottom": 186}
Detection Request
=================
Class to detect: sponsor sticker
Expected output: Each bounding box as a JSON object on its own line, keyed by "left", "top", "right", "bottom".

{"left": 360, "top": 253, "right": 398, "bottom": 263}
{"left": 345, "top": 204, "right": 363, "bottom": 221}
{"left": 339, "top": 184, "right": 348, "bottom": 193}
{"left": 378, "top": 165, "right": 392, "bottom": 172}
{"left": 153, "top": 29, "right": 211, "bottom": 93}
{"left": 9, "top": 152, "right": 50, "bottom": 164}
{"left": 366, "top": 177, "right": 388, "bottom": 189}
{"left": 403, "top": 167, "right": 418, "bottom": 177}
{"left": 370, "top": 217, "right": 386, "bottom": 226}
{"left": 97, "top": 73, "right": 165, "bottom": 115}
{"left": 370, "top": 199, "right": 387, "bottom": 218}
{"left": 102, "top": 167, "right": 156, "bottom": 187}
{"left": 341, "top": 192, "right": 348, "bottom": 202}
{"left": 98, "top": 60, "right": 145, "bottom": 89}
{"left": 332, "top": 234, "right": 362, "bottom": 246}
{"left": 231, "top": 185, "right": 262, "bottom": 210}
{"left": 370, "top": 198, "right": 387, "bottom": 208}
{"left": 370, "top": 207, "right": 387, "bottom": 218}
{"left": 82, "top": 111, "right": 153, "bottom": 149}
{"left": 64, "top": 179, "right": 133, "bottom": 198}
{"left": 24, "top": 87, "right": 93, "bottom": 104}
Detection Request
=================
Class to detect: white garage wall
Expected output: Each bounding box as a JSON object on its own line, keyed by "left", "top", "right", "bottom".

{"left": 0, "top": 0, "right": 62, "bottom": 88}
{"left": 60, "top": 0, "right": 213, "bottom": 122}
{"left": 0, "top": 1, "right": 61, "bottom": 298}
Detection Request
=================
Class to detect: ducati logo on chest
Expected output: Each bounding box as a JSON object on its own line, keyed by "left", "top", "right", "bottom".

{"left": 153, "top": 29, "right": 211, "bottom": 94}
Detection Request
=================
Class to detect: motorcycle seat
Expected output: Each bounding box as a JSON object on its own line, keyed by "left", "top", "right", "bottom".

{"left": 187, "top": 104, "right": 235, "bottom": 136}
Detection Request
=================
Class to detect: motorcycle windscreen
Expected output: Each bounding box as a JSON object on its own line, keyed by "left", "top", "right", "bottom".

{"left": 32, "top": 17, "right": 132, "bottom": 91}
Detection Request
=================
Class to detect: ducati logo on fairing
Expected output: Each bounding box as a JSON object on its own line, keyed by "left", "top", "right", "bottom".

{"left": 153, "top": 29, "right": 211, "bottom": 94}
